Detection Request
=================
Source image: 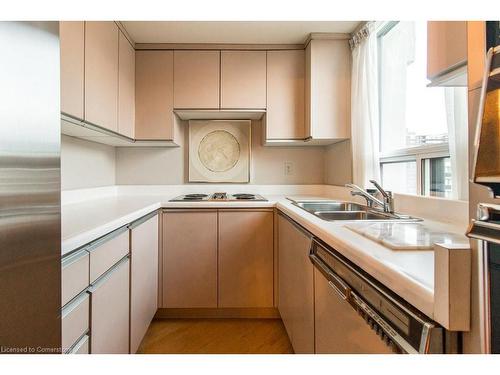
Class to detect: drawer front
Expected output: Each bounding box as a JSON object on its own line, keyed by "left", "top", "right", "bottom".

{"left": 62, "top": 250, "right": 90, "bottom": 306}
{"left": 67, "top": 334, "right": 90, "bottom": 354}
{"left": 89, "top": 228, "right": 129, "bottom": 283}
{"left": 90, "top": 257, "right": 130, "bottom": 354}
{"left": 62, "top": 291, "right": 89, "bottom": 351}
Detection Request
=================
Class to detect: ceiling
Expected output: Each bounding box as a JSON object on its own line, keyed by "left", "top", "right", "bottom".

{"left": 121, "top": 21, "right": 362, "bottom": 45}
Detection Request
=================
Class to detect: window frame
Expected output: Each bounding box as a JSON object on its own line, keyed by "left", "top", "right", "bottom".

{"left": 377, "top": 21, "right": 451, "bottom": 197}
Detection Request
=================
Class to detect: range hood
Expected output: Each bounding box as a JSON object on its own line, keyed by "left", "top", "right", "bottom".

{"left": 174, "top": 109, "right": 265, "bottom": 121}
{"left": 472, "top": 45, "right": 500, "bottom": 197}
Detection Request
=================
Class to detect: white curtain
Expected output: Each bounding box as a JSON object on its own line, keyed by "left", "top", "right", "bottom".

{"left": 350, "top": 24, "right": 380, "bottom": 189}
{"left": 445, "top": 86, "right": 469, "bottom": 200}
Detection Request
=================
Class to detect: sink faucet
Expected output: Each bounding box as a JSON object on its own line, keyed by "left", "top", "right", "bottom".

{"left": 345, "top": 180, "right": 394, "bottom": 213}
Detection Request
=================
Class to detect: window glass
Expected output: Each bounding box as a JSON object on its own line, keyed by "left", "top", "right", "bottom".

{"left": 380, "top": 161, "right": 417, "bottom": 195}
{"left": 379, "top": 21, "right": 449, "bottom": 153}
{"left": 422, "top": 157, "right": 452, "bottom": 198}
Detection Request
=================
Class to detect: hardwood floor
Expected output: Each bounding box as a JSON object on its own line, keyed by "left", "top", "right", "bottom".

{"left": 137, "top": 318, "right": 294, "bottom": 354}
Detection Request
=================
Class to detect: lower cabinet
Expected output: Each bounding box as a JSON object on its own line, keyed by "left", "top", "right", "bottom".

{"left": 278, "top": 213, "right": 314, "bottom": 353}
{"left": 218, "top": 210, "right": 274, "bottom": 308}
{"left": 162, "top": 210, "right": 218, "bottom": 308}
{"left": 130, "top": 213, "right": 159, "bottom": 353}
{"left": 89, "top": 257, "right": 130, "bottom": 354}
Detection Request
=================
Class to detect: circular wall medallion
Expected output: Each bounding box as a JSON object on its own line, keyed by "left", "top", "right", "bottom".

{"left": 198, "top": 130, "right": 241, "bottom": 172}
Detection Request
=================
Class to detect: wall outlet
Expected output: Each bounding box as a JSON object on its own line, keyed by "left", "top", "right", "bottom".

{"left": 284, "top": 161, "right": 294, "bottom": 176}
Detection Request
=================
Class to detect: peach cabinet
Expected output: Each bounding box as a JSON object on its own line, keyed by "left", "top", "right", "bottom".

{"left": 135, "top": 51, "right": 176, "bottom": 140}
{"left": 221, "top": 51, "right": 267, "bottom": 109}
{"left": 60, "top": 21, "right": 84, "bottom": 119}
{"left": 89, "top": 257, "right": 130, "bottom": 354}
{"left": 118, "top": 30, "right": 135, "bottom": 138}
{"left": 278, "top": 213, "right": 314, "bottom": 353}
{"left": 266, "top": 50, "right": 305, "bottom": 139}
{"left": 218, "top": 210, "right": 274, "bottom": 308}
{"left": 84, "top": 21, "right": 119, "bottom": 132}
{"left": 305, "top": 38, "right": 350, "bottom": 141}
{"left": 173, "top": 50, "right": 220, "bottom": 109}
{"left": 162, "top": 210, "right": 218, "bottom": 308}
{"left": 130, "top": 213, "right": 159, "bottom": 353}
{"left": 427, "top": 21, "right": 467, "bottom": 81}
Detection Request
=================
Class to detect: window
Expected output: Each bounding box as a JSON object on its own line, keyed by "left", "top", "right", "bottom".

{"left": 377, "top": 21, "right": 467, "bottom": 199}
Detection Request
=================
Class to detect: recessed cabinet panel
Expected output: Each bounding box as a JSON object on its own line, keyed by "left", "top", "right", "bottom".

{"left": 221, "top": 51, "right": 267, "bottom": 109}
{"left": 266, "top": 50, "right": 305, "bottom": 139}
{"left": 85, "top": 21, "right": 119, "bottom": 132}
{"left": 90, "top": 258, "right": 130, "bottom": 354}
{"left": 60, "top": 21, "right": 84, "bottom": 119}
{"left": 135, "top": 51, "right": 174, "bottom": 140}
{"left": 130, "top": 214, "right": 159, "bottom": 353}
{"left": 162, "top": 211, "right": 218, "bottom": 308}
{"left": 218, "top": 210, "right": 274, "bottom": 308}
{"left": 118, "top": 31, "right": 135, "bottom": 138}
{"left": 278, "top": 214, "right": 314, "bottom": 353}
{"left": 173, "top": 50, "right": 220, "bottom": 109}
{"left": 306, "top": 39, "right": 350, "bottom": 140}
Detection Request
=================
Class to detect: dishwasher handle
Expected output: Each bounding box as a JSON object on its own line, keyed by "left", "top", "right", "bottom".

{"left": 309, "top": 253, "right": 351, "bottom": 300}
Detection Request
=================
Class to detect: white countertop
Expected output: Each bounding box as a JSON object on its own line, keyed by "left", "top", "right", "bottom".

{"left": 61, "top": 185, "right": 470, "bottom": 321}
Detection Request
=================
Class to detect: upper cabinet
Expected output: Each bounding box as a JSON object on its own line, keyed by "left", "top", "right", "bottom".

{"left": 84, "top": 21, "right": 119, "bottom": 132}
{"left": 60, "top": 21, "right": 85, "bottom": 120}
{"left": 305, "top": 39, "right": 350, "bottom": 141}
{"left": 427, "top": 21, "right": 467, "bottom": 85}
{"left": 221, "top": 51, "right": 267, "bottom": 109}
{"left": 266, "top": 50, "right": 305, "bottom": 140}
{"left": 173, "top": 50, "right": 220, "bottom": 109}
{"left": 118, "top": 31, "right": 135, "bottom": 139}
{"left": 135, "top": 51, "right": 178, "bottom": 141}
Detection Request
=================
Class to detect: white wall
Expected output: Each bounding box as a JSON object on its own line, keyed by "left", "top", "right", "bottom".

{"left": 115, "top": 119, "right": 326, "bottom": 185}
{"left": 61, "top": 135, "right": 116, "bottom": 190}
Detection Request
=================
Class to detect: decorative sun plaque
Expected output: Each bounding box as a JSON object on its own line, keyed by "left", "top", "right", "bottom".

{"left": 188, "top": 120, "right": 251, "bottom": 183}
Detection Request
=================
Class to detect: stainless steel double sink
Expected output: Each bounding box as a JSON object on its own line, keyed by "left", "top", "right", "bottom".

{"left": 293, "top": 201, "right": 421, "bottom": 222}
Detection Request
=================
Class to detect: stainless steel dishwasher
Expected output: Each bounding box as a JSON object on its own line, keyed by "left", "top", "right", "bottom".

{"left": 310, "top": 238, "right": 453, "bottom": 354}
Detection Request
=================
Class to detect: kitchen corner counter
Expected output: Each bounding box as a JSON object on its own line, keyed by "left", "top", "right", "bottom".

{"left": 62, "top": 186, "right": 470, "bottom": 326}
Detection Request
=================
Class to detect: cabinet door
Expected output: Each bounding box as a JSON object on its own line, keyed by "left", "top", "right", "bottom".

{"left": 135, "top": 51, "right": 174, "bottom": 139}
{"left": 84, "top": 21, "right": 119, "bottom": 132}
{"left": 90, "top": 257, "right": 130, "bottom": 354}
{"left": 60, "top": 21, "right": 85, "bottom": 119}
{"left": 173, "top": 50, "right": 220, "bottom": 109}
{"left": 162, "top": 211, "right": 218, "bottom": 308}
{"left": 427, "top": 21, "right": 467, "bottom": 80}
{"left": 221, "top": 51, "right": 266, "bottom": 109}
{"left": 306, "top": 39, "right": 350, "bottom": 140}
{"left": 218, "top": 210, "right": 274, "bottom": 308}
{"left": 130, "top": 214, "right": 159, "bottom": 353}
{"left": 118, "top": 31, "right": 135, "bottom": 138}
{"left": 278, "top": 214, "right": 314, "bottom": 353}
{"left": 266, "top": 50, "right": 305, "bottom": 139}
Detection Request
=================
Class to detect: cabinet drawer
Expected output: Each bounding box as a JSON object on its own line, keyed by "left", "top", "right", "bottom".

{"left": 62, "top": 249, "right": 90, "bottom": 306}
{"left": 67, "top": 334, "right": 89, "bottom": 354}
{"left": 62, "top": 291, "right": 89, "bottom": 351}
{"left": 90, "top": 257, "right": 130, "bottom": 354}
{"left": 88, "top": 227, "right": 129, "bottom": 283}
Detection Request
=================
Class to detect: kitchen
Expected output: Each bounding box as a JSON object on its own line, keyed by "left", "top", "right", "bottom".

{"left": 1, "top": 0, "right": 500, "bottom": 371}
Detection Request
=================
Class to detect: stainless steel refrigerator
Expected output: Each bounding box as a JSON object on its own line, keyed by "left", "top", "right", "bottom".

{"left": 0, "top": 21, "right": 61, "bottom": 353}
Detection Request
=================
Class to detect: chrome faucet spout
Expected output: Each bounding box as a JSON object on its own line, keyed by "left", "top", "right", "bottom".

{"left": 345, "top": 181, "right": 394, "bottom": 213}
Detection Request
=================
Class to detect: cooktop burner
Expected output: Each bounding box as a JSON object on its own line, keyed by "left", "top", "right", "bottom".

{"left": 169, "top": 192, "right": 267, "bottom": 202}
{"left": 232, "top": 193, "right": 256, "bottom": 200}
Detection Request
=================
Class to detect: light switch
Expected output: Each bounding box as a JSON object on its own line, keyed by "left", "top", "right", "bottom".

{"left": 284, "top": 161, "right": 294, "bottom": 176}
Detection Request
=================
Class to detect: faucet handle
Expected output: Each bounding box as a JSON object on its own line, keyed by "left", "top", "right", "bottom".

{"left": 369, "top": 179, "right": 390, "bottom": 198}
